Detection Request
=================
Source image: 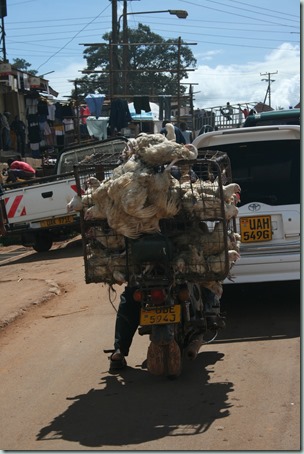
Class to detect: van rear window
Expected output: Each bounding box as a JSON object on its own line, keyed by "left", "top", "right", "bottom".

{"left": 199, "top": 139, "right": 300, "bottom": 206}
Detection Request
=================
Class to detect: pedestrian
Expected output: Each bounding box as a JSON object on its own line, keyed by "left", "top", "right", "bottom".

{"left": 179, "top": 122, "right": 193, "bottom": 144}
{"left": 6, "top": 158, "right": 36, "bottom": 183}
{"left": 2, "top": 112, "right": 12, "bottom": 150}
{"left": 220, "top": 102, "right": 233, "bottom": 121}
{"left": 10, "top": 116, "right": 26, "bottom": 157}
{"left": 159, "top": 120, "right": 186, "bottom": 144}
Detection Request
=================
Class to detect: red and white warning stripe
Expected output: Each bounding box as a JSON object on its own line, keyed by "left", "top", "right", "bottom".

{"left": 4, "top": 195, "right": 27, "bottom": 218}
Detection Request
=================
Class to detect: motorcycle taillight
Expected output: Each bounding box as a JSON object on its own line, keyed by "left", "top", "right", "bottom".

{"left": 133, "top": 289, "right": 144, "bottom": 302}
{"left": 177, "top": 287, "right": 190, "bottom": 302}
{"left": 150, "top": 289, "right": 166, "bottom": 305}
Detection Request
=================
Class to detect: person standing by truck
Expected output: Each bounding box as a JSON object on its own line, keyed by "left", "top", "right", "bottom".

{"left": 10, "top": 116, "right": 27, "bottom": 157}
{"left": 6, "top": 158, "right": 36, "bottom": 183}
{"left": 2, "top": 112, "right": 12, "bottom": 150}
{"left": 179, "top": 122, "right": 193, "bottom": 144}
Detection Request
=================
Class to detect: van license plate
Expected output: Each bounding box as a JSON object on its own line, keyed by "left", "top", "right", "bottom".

{"left": 240, "top": 215, "right": 272, "bottom": 243}
{"left": 40, "top": 215, "right": 74, "bottom": 228}
{"left": 140, "top": 305, "right": 181, "bottom": 326}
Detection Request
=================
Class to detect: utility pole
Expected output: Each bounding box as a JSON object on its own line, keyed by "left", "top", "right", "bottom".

{"left": 181, "top": 82, "right": 199, "bottom": 135}
{"left": 0, "top": 0, "right": 7, "bottom": 62}
{"left": 111, "top": 0, "right": 119, "bottom": 98}
{"left": 260, "top": 71, "right": 277, "bottom": 108}
{"left": 122, "top": 1, "right": 128, "bottom": 96}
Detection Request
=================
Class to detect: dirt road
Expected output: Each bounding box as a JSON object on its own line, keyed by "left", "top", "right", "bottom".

{"left": 0, "top": 239, "right": 300, "bottom": 450}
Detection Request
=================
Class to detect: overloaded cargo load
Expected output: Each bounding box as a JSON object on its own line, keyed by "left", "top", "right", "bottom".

{"left": 71, "top": 133, "right": 241, "bottom": 287}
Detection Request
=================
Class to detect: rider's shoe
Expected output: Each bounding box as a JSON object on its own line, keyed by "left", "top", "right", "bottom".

{"left": 109, "top": 349, "right": 127, "bottom": 371}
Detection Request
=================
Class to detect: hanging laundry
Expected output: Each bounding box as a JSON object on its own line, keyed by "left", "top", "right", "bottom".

{"left": 85, "top": 94, "right": 106, "bottom": 118}
{"left": 55, "top": 102, "right": 63, "bottom": 121}
{"left": 27, "top": 113, "right": 41, "bottom": 144}
{"left": 80, "top": 105, "right": 91, "bottom": 124}
{"left": 26, "top": 97, "right": 39, "bottom": 115}
{"left": 47, "top": 103, "right": 56, "bottom": 122}
{"left": 158, "top": 95, "right": 172, "bottom": 120}
{"left": 37, "top": 99, "right": 49, "bottom": 116}
{"left": 86, "top": 117, "right": 108, "bottom": 140}
{"left": 133, "top": 96, "right": 151, "bottom": 114}
{"left": 109, "top": 98, "right": 132, "bottom": 134}
{"left": 61, "top": 104, "right": 74, "bottom": 118}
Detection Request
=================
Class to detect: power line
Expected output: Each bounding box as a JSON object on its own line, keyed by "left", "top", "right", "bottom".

{"left": 36, "top": 4, "right": 111, "bottom": 71}
{"left": 224, "top": 0, "right": 299, "bottom": 18}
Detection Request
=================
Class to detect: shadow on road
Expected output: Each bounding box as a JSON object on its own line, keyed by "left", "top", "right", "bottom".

{"left": 37, "top": 351, "right": 233, "bottom": 447}
{"left": 216, "top": 280, "right": 300, "bottom": 343}
{"left": 0, "top": 238, "right": 83, "bottom": 266}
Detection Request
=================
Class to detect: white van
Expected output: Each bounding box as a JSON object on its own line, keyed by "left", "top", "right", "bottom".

{"left": 193, "top": 125, "right": 300, "bottom": 284}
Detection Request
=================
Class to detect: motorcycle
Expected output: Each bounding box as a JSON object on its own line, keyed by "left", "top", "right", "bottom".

{"left": 75, "top": 149, "right": 239, "bottom": 379}
{"left": 124, "top": 224, "right": 227, "bottom": 378}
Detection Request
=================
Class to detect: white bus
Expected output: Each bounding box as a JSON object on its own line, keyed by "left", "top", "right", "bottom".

{"left": 193, "top": 125, "right": 300, "bottom": 284}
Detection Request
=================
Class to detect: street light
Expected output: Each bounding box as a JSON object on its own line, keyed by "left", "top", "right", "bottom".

{"left": 118, "top": 9, "right": 188, "bottom": 27}
{"left": 38, "top": 70, "right": 55, "bottom": 79}
{"left": 117, "top": 8, "right": 188, "bottom": 96}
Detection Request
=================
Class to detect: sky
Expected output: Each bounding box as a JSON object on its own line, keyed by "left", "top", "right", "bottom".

{"left": 3, "top": 0, "right": 301, "bottom": 110}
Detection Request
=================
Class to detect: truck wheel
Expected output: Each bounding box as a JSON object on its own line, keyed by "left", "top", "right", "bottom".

{"left": 33, "top": 233, "right": 53, "bottom": 252}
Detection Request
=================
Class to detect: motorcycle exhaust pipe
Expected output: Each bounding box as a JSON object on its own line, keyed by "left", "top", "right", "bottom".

{"left": 185, "top": 334, "right": 205, "bottom": 360}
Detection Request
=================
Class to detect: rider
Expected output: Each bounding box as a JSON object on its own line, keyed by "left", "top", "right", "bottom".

{"left": 109, "top": 284, "right": 225, "bottom": 371}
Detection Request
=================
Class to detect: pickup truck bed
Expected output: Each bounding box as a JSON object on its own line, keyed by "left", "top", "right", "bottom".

{"left": 0, "top": 137, "right": 128, "bottom": 252}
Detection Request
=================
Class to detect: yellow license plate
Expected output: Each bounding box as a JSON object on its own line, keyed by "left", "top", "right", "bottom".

{"left": 240, "top": 215, "right": 272, "bottom": 243}
{"left": 140, "top": 305, "right": 181, "bottom": 326}
{"left": 40, "top": 215, "right": 74, "bottom": 228}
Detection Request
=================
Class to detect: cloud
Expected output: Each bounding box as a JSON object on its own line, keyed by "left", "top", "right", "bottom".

{"left": 185, "top": 43, "right": 300, "bottom": 109}
{"left": 48, "top": 44, "right": 300, "bottom": 110}
{"left": 46, "top": 59, "right": 85, "bottom": 99}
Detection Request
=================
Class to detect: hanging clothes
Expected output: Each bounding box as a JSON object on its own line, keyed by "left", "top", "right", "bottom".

{"left": 37, "top": 99, "right": 49, "bottom": 116}
{"left": 27, "top": 114, "right": 41, "bottom": 144}
{"left": 61, "top": 104, "right": 74, "bottom": 118}
{"left": 26, "top": 97, "right": 39, "bottom": 115}
{"left": 85, "top": 94, "right": 106, "bottom": 118}
{"left": 80, "top": 105, "right": 91, "bottom": 124}
{"left": 55, "top": 102, "right": 63, "bottom": 121}
{"left": 109, "top": 98, "right": 132, "bottom": 133}
{"left": 86, "top": 117, "right": 108, "bottom": 140}
{"left": 158, "top": 95, "right": 172, "bottom": 120}
{"left": 133, "top": 96, "right": 151, "bottom": 114}
{"left": 47, "top": 103, "right": 56, "bottom": 122}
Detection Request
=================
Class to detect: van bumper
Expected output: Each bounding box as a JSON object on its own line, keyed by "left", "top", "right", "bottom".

{"left": 224, "top": 252, "right": 300, "bottom": 284}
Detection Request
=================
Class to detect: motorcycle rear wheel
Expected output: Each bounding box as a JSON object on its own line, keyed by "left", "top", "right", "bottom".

{"left": 147, "top": 339, "right": 182, "bottom": 379}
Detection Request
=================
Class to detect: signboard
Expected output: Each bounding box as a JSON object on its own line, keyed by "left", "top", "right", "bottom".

{"left": 0, "top": 62, "right": 11, "bottom": 76}
{"left": 29, "top": 77, "right": 41, "bottom": 88}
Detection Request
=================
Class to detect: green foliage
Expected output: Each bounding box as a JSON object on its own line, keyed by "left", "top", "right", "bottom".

{"left": 12, "top": 58, "right": 38, "bottom": 75}
{"left": 74, "top": 24, "right": 196, "bottom": 101}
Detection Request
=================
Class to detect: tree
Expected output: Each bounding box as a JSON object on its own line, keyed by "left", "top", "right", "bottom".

{"left": 12, "top": 58, "right": 38, "bottom": 75}
{"left": 74, "top": 24, "right": 196, "bottom": 102}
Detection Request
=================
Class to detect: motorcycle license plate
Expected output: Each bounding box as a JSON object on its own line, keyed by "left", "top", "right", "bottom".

{"left": 40, "top": 215, "right": 74, "bottom": 228}
{"left": 240, "top": 215, "right": 272, "bottom": 243}
{"left": 140, "top": 305, "right": 181, "bottom": 326}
